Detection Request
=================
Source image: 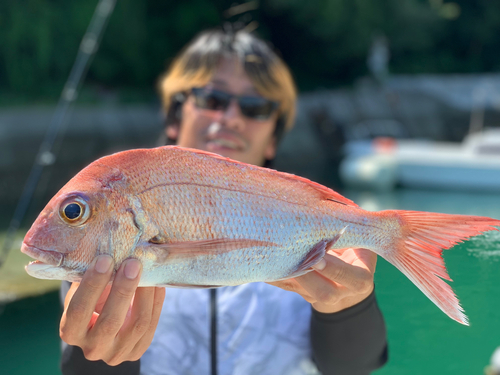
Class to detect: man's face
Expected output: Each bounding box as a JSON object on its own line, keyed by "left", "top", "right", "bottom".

{"left": 171, "top": 57, "right": 278, "bottom": 167}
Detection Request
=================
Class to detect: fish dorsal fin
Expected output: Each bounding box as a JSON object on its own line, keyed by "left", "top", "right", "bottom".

{"left": 167, "top": 146, "right": 359, "bottom": 208}
{"left": 276, "top": 172, "right": 358, "bottom": 207}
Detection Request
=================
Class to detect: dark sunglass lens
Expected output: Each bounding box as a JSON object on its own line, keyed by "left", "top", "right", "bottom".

{"left": 239, "top": 97, "right": 277, "bottom": 120}
{"left": 193, "top": 89, "right": 230, "bottom": 111}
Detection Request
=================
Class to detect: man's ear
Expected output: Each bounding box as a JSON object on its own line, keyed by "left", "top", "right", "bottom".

{"left": 165, "top": 124, "right": 179, "bottom": 141}
{"left": 164, "top": 93, "right": 186, "bottom": 142}
{"left": 264, "top": 136, "right": 277, "bottom": 160}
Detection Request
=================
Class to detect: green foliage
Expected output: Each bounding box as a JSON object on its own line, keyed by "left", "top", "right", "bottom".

{"left": 0, "top": 0, "right": 499, "bottom": 102}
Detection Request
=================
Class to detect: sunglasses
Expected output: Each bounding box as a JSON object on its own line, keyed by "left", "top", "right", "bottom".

{"left": 190, "top": 87, "right": 279, "bottom": 121}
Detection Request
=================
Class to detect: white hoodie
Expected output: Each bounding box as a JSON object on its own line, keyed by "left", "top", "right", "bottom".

{"left": 141, "top": 282, "right": 321, "bottom": 375}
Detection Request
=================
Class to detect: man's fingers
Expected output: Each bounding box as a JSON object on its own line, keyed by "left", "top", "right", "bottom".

{"left": 352, "top": 248, "right": 378, "bottom": 273}
{"left": 60, "top": 255, "right": 114, "bottom": 342}
{"left": 104, "top": 287, "right": 155, "bottom": 366}
{"left": 267, "top": 279, "right": 301, "bottom": 293}
{"left": 94, "top": 285, "right": 113, "bottom": 315}
{"left": 63, "top": 282, "right": 80, "bottom": 308}
{"left": 294, "top": 271, "right": 344, "bottom": 306}
{"left": 266, "top": 279, "right": 314, "bottom": 300}
{"left": 91, "top": 258, "right": 142, "bottom": 339}
{"left": 129, "top": 287, "right": 166, "bottom": 361}
{"left": 312, "top": 253, "right": 374, "bottom": 293}
{"left": 118, "top": 286, "right": 156, "bottom": 340}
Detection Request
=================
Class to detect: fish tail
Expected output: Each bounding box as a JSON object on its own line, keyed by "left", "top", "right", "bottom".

{"left": 382, "top": 210, "right": 500, "bottom": 325}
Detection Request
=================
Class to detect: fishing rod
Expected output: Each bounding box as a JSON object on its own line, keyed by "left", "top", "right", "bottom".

{"left": 0, "top": 0, "right": 116, "bottom": 269}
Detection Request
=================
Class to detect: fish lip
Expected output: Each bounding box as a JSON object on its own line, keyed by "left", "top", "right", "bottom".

{"left": 21, "top": 243, "right": 64, "bottom": 267}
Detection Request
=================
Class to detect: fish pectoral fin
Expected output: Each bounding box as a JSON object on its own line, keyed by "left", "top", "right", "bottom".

{"left": 143, "top": 238, "right": 277, "bottom": 263}
{"left": 166, "top": 238, "right": 277, "bottom": 254}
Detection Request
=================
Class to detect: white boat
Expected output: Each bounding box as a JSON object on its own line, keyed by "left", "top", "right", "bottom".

{"left": 340, "top": 128, "right": 500, "bottom": 191}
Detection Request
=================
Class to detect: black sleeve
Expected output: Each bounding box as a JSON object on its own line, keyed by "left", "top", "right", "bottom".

{"left": 59, "top": 281, "right": 141, "bottom": 375}
{"left": 310, "top": 289, "right": 388, "bottom": 375}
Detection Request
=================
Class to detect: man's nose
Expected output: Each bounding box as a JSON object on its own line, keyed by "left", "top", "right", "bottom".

{"left": 220, "top": 99, "right": 245, "bottom": 131}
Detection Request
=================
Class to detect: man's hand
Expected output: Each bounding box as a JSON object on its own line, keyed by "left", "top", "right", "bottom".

{"left": 268, "top": 248, "right": 376, "bottom": 313}
{"left": 60, "top": 255, "right": 166, "bottom": 366}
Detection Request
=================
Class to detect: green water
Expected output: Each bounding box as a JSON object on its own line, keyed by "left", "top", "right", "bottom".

{"left": 357, "top": 189, "right": 500, "bottom": 375}
{"left": 1, "top": 189, "right": 499, "bottom": 374}
{"left": 0, "top": 291, "right": 61, "bottom": 375}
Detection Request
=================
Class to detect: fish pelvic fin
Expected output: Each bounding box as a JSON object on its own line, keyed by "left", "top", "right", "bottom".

{"left": 384, "top": 210, "right": 500, "bottom": 326}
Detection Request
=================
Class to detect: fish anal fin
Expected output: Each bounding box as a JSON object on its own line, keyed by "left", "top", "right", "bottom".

{"left": 294, "top": 240, "right": 327, "bottom": 276}
{"left": 281, "top": 229, "right": 348, "bottom": 280}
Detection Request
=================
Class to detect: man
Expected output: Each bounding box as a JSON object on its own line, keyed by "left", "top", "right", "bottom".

{"left": 60, "top": 29, "right": 388, "bottom": 375}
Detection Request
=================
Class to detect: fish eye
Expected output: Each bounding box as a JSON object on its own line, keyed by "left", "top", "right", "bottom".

{"left": 59, "top": 195, "right": 90, "bottom": 226}
{"left": 64, "top": 203, "right": 82, "bottom": 220}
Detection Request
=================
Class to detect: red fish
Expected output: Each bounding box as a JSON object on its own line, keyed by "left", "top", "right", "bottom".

{"left": 21, "top": 146, "right": 500, "bottom": 325}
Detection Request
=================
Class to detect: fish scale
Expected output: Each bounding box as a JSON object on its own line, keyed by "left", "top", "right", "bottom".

{"left": 132, "top": 179, "right": 393, "bottom": 286}
{"left": 21, "top": 146, "right": 500, "bottom": 325}
{"left": 137, "top": 185, "right": 333, "bottom": 285}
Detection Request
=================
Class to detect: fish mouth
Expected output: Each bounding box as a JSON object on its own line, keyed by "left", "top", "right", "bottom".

{"left": 21, "top": 243, "right": 64, "bottom": 267}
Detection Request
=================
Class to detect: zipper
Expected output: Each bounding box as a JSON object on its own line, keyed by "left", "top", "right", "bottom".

{"left": 210, "top": 289, "right": 218, "bottom": 375}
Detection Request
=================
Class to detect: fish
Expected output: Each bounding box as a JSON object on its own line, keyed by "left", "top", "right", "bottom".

{"left": 21, "top": 146, "right": 500, "bottom": 325}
